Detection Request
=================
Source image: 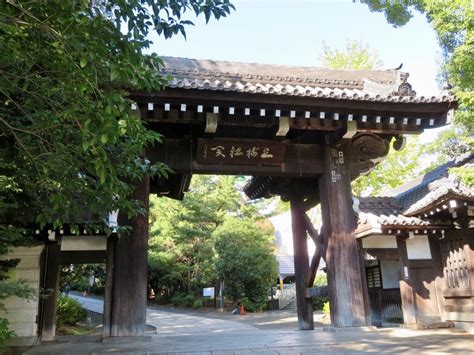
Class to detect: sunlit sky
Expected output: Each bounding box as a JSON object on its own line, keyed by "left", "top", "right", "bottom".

{"left": 147, "top": 0, "right": 442, "bottom": 96}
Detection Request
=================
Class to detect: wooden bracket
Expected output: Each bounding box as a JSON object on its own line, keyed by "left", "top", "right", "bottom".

{"left": 276, "top": 116, "right": 290, "bottom": 136}
{"left": 205, "top": 112, "right": 219, "bottom": 133}
{"left": 342, "top": 120, "right": 357, "bottom": 139}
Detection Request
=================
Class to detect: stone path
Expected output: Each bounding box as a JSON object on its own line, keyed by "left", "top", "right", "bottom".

{"left": 24, "top": 294, "right": 473, "bottom": 354}
{"left": 70, "top": 294, "right": 259, "bottom": 334}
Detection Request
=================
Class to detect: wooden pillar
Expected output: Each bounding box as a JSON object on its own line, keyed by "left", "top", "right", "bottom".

{"left": 290, "top": 199, "right": 314, "bottom": 330}
{"left": 38, "top": 241, "right": 61, "bottom": 341}
{"left": 397, "top": 235, "right": 417, "bottom": 325}
{"left": 103, "top": 174, "right": 150, "bottom": 337}
{"left": 319, "top": 135, "right": 368, "bottom": 327}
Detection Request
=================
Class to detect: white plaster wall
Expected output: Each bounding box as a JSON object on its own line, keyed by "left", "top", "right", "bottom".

{"left": 380, "top": 260, "right": 400, "bottom": 289}
{"left": 1, "top": 245, "right": 43, "bottom": 345}
{"left": 362, "top": 235, "right": 397, "bottom": 249}
{"left": 406, "top": 235, "right": 432, "bottom": 260}
{"left": 61, "top": 235, "right": 107, "bottom": 251}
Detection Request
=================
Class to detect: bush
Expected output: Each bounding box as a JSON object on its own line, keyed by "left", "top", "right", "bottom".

{"left": 312, "top": 295, "right": 330, "bottom": 310}
{"left": 171, "top": 293, "right": 185, "bottom": 306}
{"left": 0, "top": 318, "right": 14, "bottom": 351}
{"left": 183, "top": 294, "right": 196, "bottom": 307}
{"left": 56, "top": 294, "right": 87, "bottom": 326}
{"left": 323, "top": 301, "right": 330, "bottom": 316}
{"left": 192, "top": 299, "right": 203, "bottom": 309}
{"left": 241, "top": 297, "right": 266, "bottom": 313}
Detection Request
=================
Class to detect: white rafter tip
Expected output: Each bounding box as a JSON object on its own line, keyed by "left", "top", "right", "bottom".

{"left": 229, "top": 107, "right": 235, "bottom": 115}
{"left": 305, "top": 111, "right": 311, "bottom": 118}
{"left": 148, "top": 103, "right": 154, "bottom": 111}
{"left": 131, "top": 103, "right": 138, "bottom": 110}
{"left": 361, "top": 115, "right": 367, "bottom": 122}
{"left": 429, "top": 119, "right": 435, "bottom": 126}
{"left": 275, "top": 109, "right": 281, "bottom": 117}
{"left": 164, "top": 103, "right": 170, "bottom": 111}
{"left": 245, "top": 108, "right": 250, "bottom": 115}
{"left": 320, "top": 112, "right": 325, "bottom": 119}
{"left": 348, "top": 114, "right": 353, "bottom": 121}
{"left": 333, "top": 113, "right": 339, "bottom": 120}
{"left": 180, "top": 104, "right": 187, "bottom": 112}
{"left": 260, "top": 109, "right": 266, "bottom": 116}
{"left": 403, "top": 118, "right": 408, "bottom": 125}
{"left": 290, "top": 110, "right": 296, "bottom": 118}
{"left": 416, "top": 118, "right": 421, "bottom": 125}
{"left": 389, "top": 117, "right": 395, "bottom": 124}
{"left": 213, "top": 106, "right": 219, "bottom": 114}
{"left": 197, "top": 105, "right": 203, "bottom": 113}
{"left": 376, "top": 116, "right": 381, "bottom": 123}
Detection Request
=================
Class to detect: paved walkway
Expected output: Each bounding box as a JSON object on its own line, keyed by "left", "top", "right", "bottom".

{"left": 24, "top": 294, "right": 473, "bottom": 354}
{"left": 69, "top": 294, "right": 259, "bottom": 334}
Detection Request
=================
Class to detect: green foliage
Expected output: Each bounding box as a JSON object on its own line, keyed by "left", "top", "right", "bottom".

{"left": 148, "top": 176, "right": 264, "bottom": 296}
{"left": 60, "top": 264, "right": 105, "bottom": 293}
{"left": 323, "top": 301, "right": 330, "bottom": 316}
{"left": 319, "top": 39, "right": 383, "bottom": 69}
{"left": 450, "top": 167, "right": 474, "bottom": 187}
{"left": 0, "top": 0, "right": 234, "bottom": 234}
{"left": 0, "top": 318, "right": 14, "bottom": 351}
{"left": 214, "top": 218, "right": 278, "bottom": 312}
{"left": 359, "top": 1, "right": 473, "bottom": 133}
{"left": 192, "top": 299, "right": 204, "bottom": 309}
{"left": 56, "top": 294, "right": 87, "bottom": 326}
{"left": 311, "top": 273, "right": 329, "bottom": 310}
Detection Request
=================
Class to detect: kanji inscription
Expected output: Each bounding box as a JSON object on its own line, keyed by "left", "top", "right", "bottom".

{"left": 196, "top": 138, "right": 286, "bottom": 166}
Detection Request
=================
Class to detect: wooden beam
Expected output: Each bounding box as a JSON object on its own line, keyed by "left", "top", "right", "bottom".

{"left": 319, "top": 134, "right": 368, "bottom": 327}
{"left": 38, "top": 241, "right": 61, "bottom": 341}
{"left": 305, "top": 286, "right": 329, "bottom": 298}
{"left": 132, "top": 88, "right": 453, "bottom": 116}
{"left": 290, "top": 199, "right": 314, "bottom": 330}
{"left": 147, "top": 138, "right": 323, "bottom": 176}
{"left": 60, "top": 250, "right": 106, "bottom": 265}
{"left": 105, "top": 175, "right": 150, "bottom": 337}
{"left": 307, "top": 248, "right": 322, "bottom": 288}
{"left": 302, "top": 213, "right": 327, "bottom": 259}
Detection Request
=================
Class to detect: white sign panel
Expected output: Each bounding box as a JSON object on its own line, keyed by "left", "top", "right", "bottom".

{"left": 203, "top": 287, "right": 214, "bottom": 297}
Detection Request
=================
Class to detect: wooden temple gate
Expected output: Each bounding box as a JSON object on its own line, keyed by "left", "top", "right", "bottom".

{"left": 40, "top": 57, "right": 456, "bottom": 338}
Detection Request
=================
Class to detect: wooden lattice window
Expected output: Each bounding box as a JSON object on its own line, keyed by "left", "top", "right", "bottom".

{"left": 366, "top": 260, "right": 382, "bottom": 289}
{"left": 439, "top": 237, "right": 470, "bottom": 290}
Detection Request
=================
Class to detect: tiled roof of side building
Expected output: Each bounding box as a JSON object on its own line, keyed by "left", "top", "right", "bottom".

{"left": 357, "top": 197, "right": 431, "bottom": 228}
{"left": 160, "top": 56, "right": 456, "bottom": 104}
{"left": 355, "top": 154, "right": 474, "bottom": 234}
{"left": 388, "top": 153, "right": 474, "bottom": 215}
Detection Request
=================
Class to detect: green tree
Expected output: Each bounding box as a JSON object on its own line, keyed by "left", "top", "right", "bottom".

{"left": 359, "top": 0, "right": 473, "bottom": 186}
{"left": 359, "top": 0, "right": 473, "bottom": 134}
{"left": 1, "top": 0, "right": 234, "bottom": 341}
{"left": 214, "top": 218, "right": 278, "bottom": 312}
{"left": 318, "top": 39, "right": 383, "bottom": 70}
{"left": 148, "top": 176, "right": 249, "bottom": 297}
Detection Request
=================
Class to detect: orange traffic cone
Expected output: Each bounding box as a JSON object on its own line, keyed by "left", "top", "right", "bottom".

{"left": 240, "top": 303, "right": 245, "bottom": 315}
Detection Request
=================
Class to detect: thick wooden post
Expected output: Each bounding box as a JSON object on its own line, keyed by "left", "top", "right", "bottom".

{"left": 104, "top": 174, "right": 150, "bottom": 337}
{"left": 290, "top": 199, "right": 314, "bottom": 330}
{"left": 38, "top": 241, "right": 61, "bottom": 341}
{"left": 319, "top": 135, "right": 368, "bottom": 327}
{"left": 397, "top": 235, "right": 417, "bottom": 325}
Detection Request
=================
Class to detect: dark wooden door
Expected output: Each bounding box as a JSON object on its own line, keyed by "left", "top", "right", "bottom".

{"left": 409, "top": 261, "right": 440, "bottom": 322}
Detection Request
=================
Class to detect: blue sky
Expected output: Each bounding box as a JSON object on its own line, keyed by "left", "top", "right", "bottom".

{"left": 148, "top": 0, "right": 442, "bottom": 96}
